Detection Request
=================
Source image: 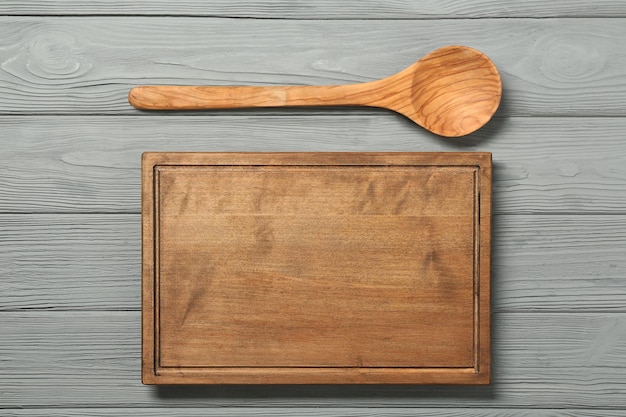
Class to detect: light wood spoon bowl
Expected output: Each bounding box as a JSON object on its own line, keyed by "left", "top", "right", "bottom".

{"left": 129, "top": 45, "right": 501, "bottom": 137}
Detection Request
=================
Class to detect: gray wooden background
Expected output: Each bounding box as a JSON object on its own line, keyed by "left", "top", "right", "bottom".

{"left": 2, "top": 1, "right": 626, "bottom": 416}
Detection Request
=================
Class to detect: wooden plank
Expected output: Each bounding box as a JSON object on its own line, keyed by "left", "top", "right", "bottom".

{"left": 1, "top": 311, "right": 626, "bottom": 408}
{"left": 493, "top": 216, "right": 626, "bottom": 312}
{"left": 1, "top": 214, "right": 624, "bottom": 313}
{"left": 0, "top": 116, "right": 624, "bottom": 214}
{"left": 1, "top": 17, "right": 626, "bottom": 116}
{"left": 0, "top": 215, "right": 139, "bottom": 310}
{"left": 2, "top": 1, "right": 626, "bottom": 18}
{"left": 5, "top": 408, "right": 626, "bottom": 417}
{"left": 141, "top": 152, "right": 491, "bottom": 384}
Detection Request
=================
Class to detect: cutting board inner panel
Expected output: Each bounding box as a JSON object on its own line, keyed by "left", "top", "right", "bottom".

{"left": 155, "top": 165, "right": 477, "bottom": 369}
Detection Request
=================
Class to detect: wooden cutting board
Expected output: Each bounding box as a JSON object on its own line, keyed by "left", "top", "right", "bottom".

{"left": 142, "top": 152, "right": 491, "bottom": 384}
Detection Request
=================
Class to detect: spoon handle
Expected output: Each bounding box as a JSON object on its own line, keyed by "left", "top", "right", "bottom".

{"left": 128, "top": 83, "right": 379, "bottom": 110}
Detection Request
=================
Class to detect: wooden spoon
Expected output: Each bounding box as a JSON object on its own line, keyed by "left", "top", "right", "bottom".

{"left": 128, "top": 45, "right": 501, "bottom": 137}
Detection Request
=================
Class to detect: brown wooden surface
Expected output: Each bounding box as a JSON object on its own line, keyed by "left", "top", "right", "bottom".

{"left": 129, "top": 46, "right": 501, "bottom": 137}
{"left": 142, "top": 152, "right": 491, "bottom": 384}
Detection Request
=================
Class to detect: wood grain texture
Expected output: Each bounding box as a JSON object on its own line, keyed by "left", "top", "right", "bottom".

{"left": 0, "top": 116, "right": 624, "bottom": 214}
{"left": 142, "top": 152, "right": 490, "bottom": 384}
{"left": 2, "top": 214, "right": 624, "bottom": 312}
{"left": 5, "top": 409, "right": 626, "bottom": 417}
{"left": 0, "top": 0, "right": 623, "bottom": 413}
{"left": 2, "top": 311, "right": 626, "bottom": 408}
{"left": 0, "top": 215, "right": 139, "bottom": 311}
{"left": 2, "top": 1, "right": 626, "bottom": 18}
{"left": 1, "top": 18, "right": 626, "bottom": 115}
{"left": 129, "top": 46, "right": 502, "bottom": 137}
{"left": 492, "top": 216, "right": 626, "bottom": 312}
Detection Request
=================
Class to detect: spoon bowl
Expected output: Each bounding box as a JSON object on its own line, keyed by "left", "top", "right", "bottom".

{"left": 129, "top": 45, "right": 502, "bottom": 137}
{"left": 376, "top": 46, "right": 502, "bottom": 136}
